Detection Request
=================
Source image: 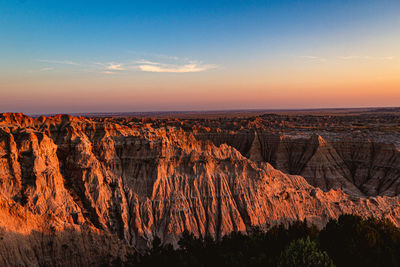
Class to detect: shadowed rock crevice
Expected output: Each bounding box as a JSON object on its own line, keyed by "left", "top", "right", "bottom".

{"left": 240, "top": 132, "right": 400, "bottom": 197}
{"left": 56, "top": 140, "right": 104, "bottom": 230}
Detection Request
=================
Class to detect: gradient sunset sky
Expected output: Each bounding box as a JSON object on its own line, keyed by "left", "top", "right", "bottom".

{"left": 1, "top": 0, "right": 399, "bottom": 114}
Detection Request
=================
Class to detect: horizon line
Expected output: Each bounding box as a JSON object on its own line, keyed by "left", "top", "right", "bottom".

{"left": 1, "top": 105, "right": 397, "bottom": 117}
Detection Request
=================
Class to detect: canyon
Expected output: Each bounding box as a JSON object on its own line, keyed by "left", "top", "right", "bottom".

{"left": 0, "top": 111, "right": 400, "bottom": 266}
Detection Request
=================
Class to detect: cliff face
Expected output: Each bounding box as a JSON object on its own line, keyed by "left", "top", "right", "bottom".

{"left": 0, "top": 119, "right": 131, "bottom": 266}
{"left": 333, "top": 140, "right": 400, "bottom": 196}
{"left": 240, "top": 132, "right": 400, "bottom": 197}
{"left": 1, "top": 113, "right": 400, "bottom": 265}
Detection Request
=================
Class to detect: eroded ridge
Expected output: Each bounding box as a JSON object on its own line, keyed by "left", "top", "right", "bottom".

{"left": 0, "top": 112, "right": 400, "bottom": 265}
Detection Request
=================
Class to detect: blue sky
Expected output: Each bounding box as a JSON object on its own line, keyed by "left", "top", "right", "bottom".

{"left": 1, "top": 0, "right": 399, "bottom": 114}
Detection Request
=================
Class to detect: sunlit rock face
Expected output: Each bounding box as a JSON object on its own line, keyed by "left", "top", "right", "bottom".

{"left": 1, "top": 113, "right": 400, "bottom": 265}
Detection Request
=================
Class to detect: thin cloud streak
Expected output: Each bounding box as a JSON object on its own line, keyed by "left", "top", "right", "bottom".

{"left": 106, "top": 63, "right": 126, "bottom": 71}
{"left": 296, "top": 55, "right": 394, "bottom": 62}
{"left": 34, "top": 55, "right": 217, "bottom": 74}
{"left": 38, "top": 67, "right": 53, "bottom": 72}
{"left": 139, "top": 63, "right": 217, "bottom": 73}
{"left": 299, "top": 55, "right": 327, "bottom": 62}
{"left": 135, "top": 59, "right": 161, "bottom": 65}
{"left": 339, "top": 56, "right": 394, "bottom": 60}
{"left": 37, "top": 59, "right": 80, "bottom": 65}
{"left": 28, "top": 67, "right": 54, "bottom": 73}
{"left": 93, "top": 62, "right": 130, "bottom": 74}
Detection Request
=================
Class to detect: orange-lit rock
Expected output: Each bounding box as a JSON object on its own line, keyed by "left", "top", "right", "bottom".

{"left": 1, "top": 113, "right": 400, "bottom": 265}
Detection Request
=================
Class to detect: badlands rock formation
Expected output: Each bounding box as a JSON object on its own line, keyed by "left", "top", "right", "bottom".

{"left": 231, "top": 131, "right": 400, "bottom": 197}
{"left": 0, "top": 113, "right": 400, "bottom": 265}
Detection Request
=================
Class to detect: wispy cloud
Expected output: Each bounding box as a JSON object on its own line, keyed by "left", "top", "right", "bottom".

{"left": 38, "top": 67, "right": 53, "bottom": 72}
{"left": 129, "top": 52, "right": 216, "bottom": 72}
{"left": 93, "top": 62, "right": 128, "bottom": 74}
{"left": 299, "top": 55, "right": 327, "bottom": 62}
{"left": 139, "top": 62, "right": 217, "bottom": 73}
{"left": 28, "top": 67, "right": 54, "bottom": 73}
{"left": 37, "top": 59, "right": 80, "bottom": 65}
{"left": 339, "top": 56, "right": 394, "bottom": 60}
{"left": 102, "top": 71, "right": 114, "bottom": 74}
{"left": 135, "top": 59, "right": 161, "bottom": 65}
{"left": 33, "top": 54, "right": 217, "bottom": 75}
{"left": 105, "top": 63, "right": 126, "bottom": 71}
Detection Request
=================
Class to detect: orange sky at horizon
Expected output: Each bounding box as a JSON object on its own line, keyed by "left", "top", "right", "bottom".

{"left": 2, "top": 51, "right": 399, "bottom": 114}
{"left": 1, "top": 0, "right": 399, "bottom": 114}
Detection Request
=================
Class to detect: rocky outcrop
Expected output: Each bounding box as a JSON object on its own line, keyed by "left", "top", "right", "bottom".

{"left": 333, "top": 140, "right": 400, "bottom": 196}
{"left": 245, "top": 133, "right": 400, "bottom": 197}
{"left": 193, "top": 128, "right": 255, "bottom": 157}
{"left": 1, "top": 113, "right": 400, "bottom": 265}
{"left": 0, "top": 122, "right": 131, "bottom": 266}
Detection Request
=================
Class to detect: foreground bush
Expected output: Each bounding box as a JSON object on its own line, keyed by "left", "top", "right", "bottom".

{"left": 133, "top": 215, "right": 400, "bottom": 267}
{"left": 278, "top": 237, "right": 335, "bottom": 267}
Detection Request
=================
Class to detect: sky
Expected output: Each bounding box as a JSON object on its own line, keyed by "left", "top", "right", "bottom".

{"left": 0, "top": 0, "right": 399, "bottom": 114}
